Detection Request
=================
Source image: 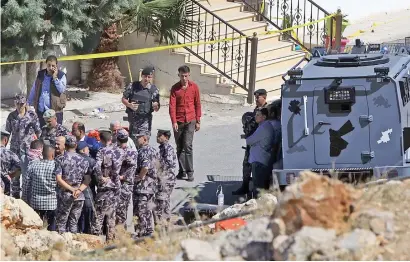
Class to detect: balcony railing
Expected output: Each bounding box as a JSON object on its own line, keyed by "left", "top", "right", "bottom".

{"left": 242, "top": 0, "right": 335, "bottom": 51}
{"left": 178, "top": 0, "right": 252, "bottom": 91}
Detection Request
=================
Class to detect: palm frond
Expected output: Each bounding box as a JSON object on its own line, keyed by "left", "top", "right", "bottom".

{"left": 120, "top": 0, "right": 201, "bottom": 45}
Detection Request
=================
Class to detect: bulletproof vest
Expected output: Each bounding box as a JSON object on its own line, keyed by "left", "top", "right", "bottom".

{"left": 128, "top": 82, "right": 153, "bottom": 115}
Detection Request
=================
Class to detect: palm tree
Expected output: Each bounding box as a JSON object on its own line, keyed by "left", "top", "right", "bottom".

{"left": 86, "top": 0, "right": 198, "bottom": 93}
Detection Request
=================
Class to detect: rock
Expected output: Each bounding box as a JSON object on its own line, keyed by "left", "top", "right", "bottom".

{"left": 223, "top": 256, "right": 244, "bottom": 261}
{"left": 13, "top": 229, "right": 66, "bottom": 254}
{"left": 213, "top": 200, "right": 257, "bottom": 220}
{"left": 272, "top": 171, "right": 361, "bottom": 235}
{"left": 1, "top": 194, "right": 43, "bottom": 229}
{"left": 1, "top": 225, "right": 19, "bottom": 260}
{"left": 272, "top": 235, "right": 294, "bottom": 261}
{"left": 288, "top": 227, "right": 337, "bottom": 261}
{"left": 270, "top": 218, "right": 286, "bottom": 236}
{"left": 258, "top": 193, "right": 278, "bottom": 207}
{"left": 174, "top": 252, "right": 184, "bottom": 261}
{"left": 352, "top": 209, "right": 395, "bottom": 240}
{"left": 386, "top": 180, "right": 402, "bottom": 186}
{"left": 337, "top": 229, "right": 379, "bottom": 260}
{"left": 49, "top": 249, "right": 72, "bottom": 261}
{"left": 73, "top": 233, "right": 105, "bottom": 249}
{"left": 181, "top": 239, "right": 221, "bottom": 261}
{"left": 213, "top": 217, "right": 273, "bottom": 259}
{"left": 212, "top": 194, "right": 277, "bottom": 220}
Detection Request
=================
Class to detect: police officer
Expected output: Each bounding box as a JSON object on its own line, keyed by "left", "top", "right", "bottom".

{"left": 233, "top": 89, "right": 268, "bottom": 196}
{"left": 55, "top": 135, "right": 90, "bottom": 233}
{"left": 154, "top": 129, "right": 177, "bottom": 226}
{"left": 5, "top": 94, "right": 41, "bottom": 198}
{"left": 40, "top": 109, "right": 69, "bottom": 145}
{"left": 76, "top": 141, "right": 97, "bottom": 234}
{"left": 121, "top": 66, "right": 160, "bottom": 142}
{"left": 115, "top": 129, "right": 138, "bottom": 227}
{"left": 91, "top": 131, "right": 122, "bottom": 241}
{"left": 0, "top": 129, "right": 21, "bottom": 195}
{"left": 133, "top": 132, "right": 159, "bottom": 237}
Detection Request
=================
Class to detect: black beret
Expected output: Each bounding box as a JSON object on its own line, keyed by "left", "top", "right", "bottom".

{"left": 141, "top": 66, "right": 154, "bottom": 76}
{"left": 157, "top": 129, "right": 172, "bottom": 138}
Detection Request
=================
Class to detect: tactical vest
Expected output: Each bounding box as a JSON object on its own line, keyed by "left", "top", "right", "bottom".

{"left": 34, "top": 69, "right": 67, "bottom": 112}
{"left": 127, "top": 82, "right": 155, "bottom": 115}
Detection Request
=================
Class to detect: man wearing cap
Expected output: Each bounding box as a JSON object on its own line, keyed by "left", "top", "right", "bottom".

{"left": 27, "top": 55, "right": 67, "bottom": 127}
{"left": 6, "top": 94, "right": 41, "bottom": 198}
{"left": 0, "top": 129, "right": 21, "bottom": 195}
{"left": 233, "top": 89, "right": 268, "bottom": 196}
{"left": 133, "top": 132, "right": 159, "bottom": 237}
{"left": 115, "top": 129, "right": 138, "bottom": 227}
{"left": 91, "top": 130, "right": 122, "bottom": 241}
{"left": 40, "top": 109, "right": 69, "bottom": 145}
{"left": 55, "top": 135, "right": 90, "bottom": 233}
{"left": 122, "top": 66, "right": 160, "bottom": 141}
{"left": 169, "top": 65, "right": 202, "bottom": 182}
{"left": 76, "top": 141, "right": 97, "bottom": 234}
{"left": 154, "top": 129, "right": 177, "bottom": 225}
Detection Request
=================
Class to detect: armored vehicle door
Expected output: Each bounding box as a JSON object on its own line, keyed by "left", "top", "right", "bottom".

{"left": 313, "top": 85, "right": 372, "bottom": 165}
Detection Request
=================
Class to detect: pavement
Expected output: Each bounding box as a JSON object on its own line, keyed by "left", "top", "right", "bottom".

{"left": 344, "top": 7, "right": 410, "bottom": 45}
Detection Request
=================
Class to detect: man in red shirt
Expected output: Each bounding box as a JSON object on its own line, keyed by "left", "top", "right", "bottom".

{"left": 169, "top": 65, "right": 202, "bottom": 182}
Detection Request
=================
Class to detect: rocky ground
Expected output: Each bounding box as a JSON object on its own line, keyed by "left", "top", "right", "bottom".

{"left": 2, "top": 171, "right": 410, "bottom": 261}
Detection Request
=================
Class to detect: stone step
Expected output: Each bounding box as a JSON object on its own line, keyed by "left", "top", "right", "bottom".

{"left": 191, "top": 9, "right": 255, "bottom": 26}
{"left": 201, "top": 1, "right": 244, "bottom": 16}
{"left": 188, "top": 41, "right": 295, "bottom": 72}
{"left": 200, "top": 51, "right": 304, "bottom": 83}
{"left": 175, "top": 33, "right": 282, "bottom": 59}
{"left": 177, "top": 21, "right": 266, "bottom": 51}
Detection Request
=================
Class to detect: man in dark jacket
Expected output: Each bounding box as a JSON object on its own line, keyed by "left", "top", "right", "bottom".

{"left": 28, "top": 55, "right": 67, "bottom": 127}
{"left": 232, "top": 89, "right": 268, "bottom": 196}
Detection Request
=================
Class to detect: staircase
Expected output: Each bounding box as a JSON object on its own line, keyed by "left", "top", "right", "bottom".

{"left": 170, "top": 0, "right": 333, "bottom": 102}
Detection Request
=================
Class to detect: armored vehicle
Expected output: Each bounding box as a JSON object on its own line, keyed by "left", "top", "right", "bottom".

{"left": 275, "top": 50, "right": 410, "bottom": 186}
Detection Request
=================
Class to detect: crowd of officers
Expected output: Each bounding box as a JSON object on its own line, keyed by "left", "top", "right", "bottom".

{"left": 1, "top": 94, "right": 178, "bottom": 240}
{"left": 0, "top": 55, "right": 282, "bottom": 240}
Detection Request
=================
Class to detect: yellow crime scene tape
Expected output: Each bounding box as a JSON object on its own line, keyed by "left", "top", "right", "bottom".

{"left": 0, "top": 13, "right": 336, "bottom": 66}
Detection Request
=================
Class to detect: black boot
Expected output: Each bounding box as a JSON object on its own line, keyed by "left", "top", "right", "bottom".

{"left": 232, "top": 180, "right": 250, "bottom": 195}
{"left": 176, "top": 172, "right": 186, "bottom": 180}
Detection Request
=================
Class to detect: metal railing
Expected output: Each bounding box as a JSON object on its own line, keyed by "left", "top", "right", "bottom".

{"left": 178, "top": 0, "right": 253, "bottom": 91}
{"left": 241, "top": 0, "right": 335, "bottom": 51}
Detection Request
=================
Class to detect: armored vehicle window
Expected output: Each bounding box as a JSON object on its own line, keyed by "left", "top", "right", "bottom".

{"left": 399, "top": 76, "right": 410, "bottom": 107}
{"left": 325, "top": 87, "right": 355, "bottom": 113}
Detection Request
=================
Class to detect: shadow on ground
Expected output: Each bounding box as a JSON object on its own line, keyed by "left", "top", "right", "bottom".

{"left": 176, "top": 175, "right": 248, "bottom": 224}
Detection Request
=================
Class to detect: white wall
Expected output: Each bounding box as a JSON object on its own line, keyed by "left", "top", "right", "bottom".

{"left": 314, "top": 0, "right": 410, "bottom": 21}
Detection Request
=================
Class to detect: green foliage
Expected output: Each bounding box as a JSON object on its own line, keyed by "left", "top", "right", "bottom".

{"left": 1, "top": 0, "right": 132, "bottom": 65}
{"left": 121, "top": 0, "right": 200, "bottom": 45}
{"left": 1, "top": 0, "right": 48, "bottom": 66}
